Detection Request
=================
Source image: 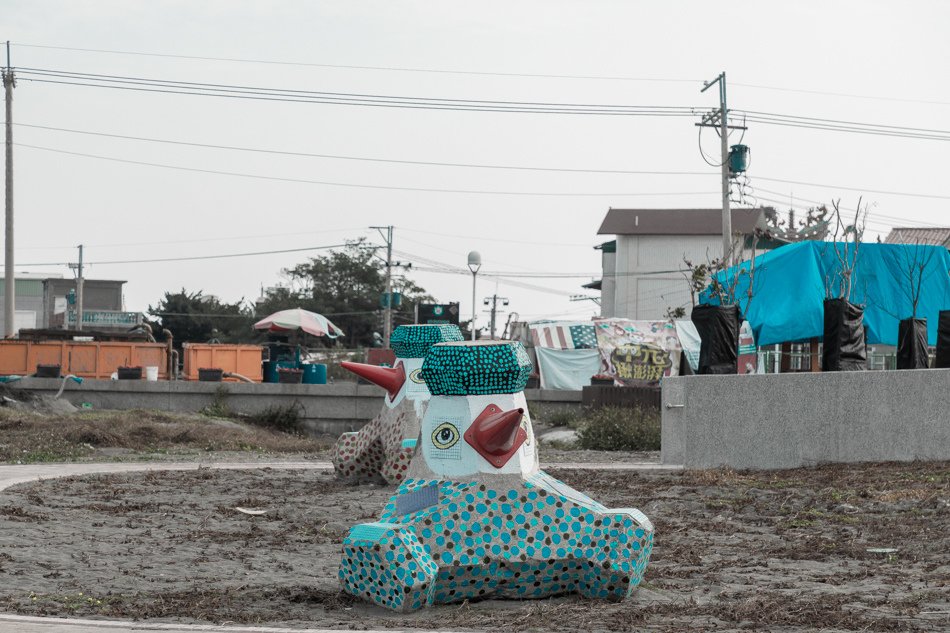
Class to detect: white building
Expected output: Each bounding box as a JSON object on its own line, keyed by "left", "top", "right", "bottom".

{"left": 592, "top": 207, "right": 773, "bottom": 320}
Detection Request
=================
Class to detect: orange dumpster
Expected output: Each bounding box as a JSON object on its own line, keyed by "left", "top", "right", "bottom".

{"left": 0, "top": 340, "right": 169, "bottom": 379}
{"left": 182, "top": 343, "right": 264, "bottom": 382}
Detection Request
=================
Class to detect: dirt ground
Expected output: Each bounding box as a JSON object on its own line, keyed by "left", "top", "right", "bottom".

{"left": 0, "top": 461, "right": 947, "bottom": 632}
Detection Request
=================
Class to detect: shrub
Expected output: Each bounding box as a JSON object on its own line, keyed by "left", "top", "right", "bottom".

{"left": 200, "top": 386, "right": 232, "bottom": 418}
{"left": 546, "top": 411, "right": 579, "bottom": 428}
{"left": 244, "top": 402, "right": 304, "bottom": 435}
{"left": 575, "top": 406, "right": 660, "bottom": 451}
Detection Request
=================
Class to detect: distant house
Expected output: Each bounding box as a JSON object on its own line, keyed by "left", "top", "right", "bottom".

{"left": 591, "top": 207, "right": 775, "bottom": 320}
{"left": 884, "top": 227, "right": 950, "bottom": 248}
{"left": 0, "top": 276, "right": 133, "bottom": 335}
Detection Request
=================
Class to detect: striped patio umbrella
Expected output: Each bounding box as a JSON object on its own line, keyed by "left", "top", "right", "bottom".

{"left": 253, "top": 308, "right": 344, "bottom": 338}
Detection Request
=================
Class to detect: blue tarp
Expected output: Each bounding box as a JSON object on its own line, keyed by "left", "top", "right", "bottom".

{"left": 701, "top": 242, "right": 950, "bottom": 346}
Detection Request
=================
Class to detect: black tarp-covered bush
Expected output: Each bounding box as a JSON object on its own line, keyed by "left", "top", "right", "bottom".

{"left": 897, "top": 318, "right": 929, "bottom": 370}
{"left": 691, "top": 304, "right": 740, "bottom": 374}
{"left": 935, "top": 310, "right": 950, "bottom": 369}
{"left": 822, "top": 298, "right": 867, "bottom": 371}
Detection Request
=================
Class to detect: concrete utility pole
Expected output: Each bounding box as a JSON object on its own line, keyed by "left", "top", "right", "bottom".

{"left": 483, "top": 293, "right": 509, "bottom": 340}
{"left": 3, "top": 42, "right": 15, "bottom": 338}
{"left": 380, "top": 226, "right": 394, "bottom": 347}
{"left": 371, "top": 226, "right": 406, "bottom": 349}
{"left": 75, "top": 244, "right": 84, "bottom": 331}
{"left": 699, "top": 72, "right": 745, "bottom": 265}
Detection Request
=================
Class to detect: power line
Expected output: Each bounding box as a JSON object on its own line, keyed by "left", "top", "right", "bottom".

{"left": 15, "top": 122, "right": 717, "bottom": 177}
{"left": 754, "top": 176, "right": 950, "bottom": 201}
{"left": 12, "top": 243, "right": 347, "bottom": 268}
{"left": 20, "top": 124, "right": 949, "bottom": 204}
{"left": 399, "top": 227, "right": 592, "bottom": 248}
{"left": 751, "top": 187, "right": 939, "bottom": 233}
{"left": 738, "top": 111, "right": 950, "bottom": 142}
{"left": 15, "top": 142, "right": 719, "bottom": 198}
{"left": 17, "top": 69, "right": 950, "bottom": 143}
{"left": 732, "top": 81, "right": 950, "bottom": 108}
{"left": 17, "top": 67, "right": 702, "bottom": 116}
{"left": 15, "top": 43, "right": 948, "bottom": 108}
{"left": 741, "top": 110, "right": 950, "bottom": 135}
{"left": 11, "top": 42, "right": 704, "bottom": 84}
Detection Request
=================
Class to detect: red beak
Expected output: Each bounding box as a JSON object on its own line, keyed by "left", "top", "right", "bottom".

{"left": 463, "top": 405, "right": 527, "bottom": 468}
{"left": 341, "top": 361, "right": 406, "bottom": 400}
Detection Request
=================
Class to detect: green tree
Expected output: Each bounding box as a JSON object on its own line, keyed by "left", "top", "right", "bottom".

{"left": 148, "top": 290, "right": 253, "bottom": 348}
{"left": 255, "top": 240, "right": 435, "bottom": 347}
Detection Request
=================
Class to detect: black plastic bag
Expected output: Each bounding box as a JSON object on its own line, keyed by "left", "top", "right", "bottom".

{"left": 822, "top": 298, "right": 867, "bottom": 371}
{"left": 935, "top": 310, "right": 950, "bottom": 369}
{"left": 897, "top": 318, "right": 930, "bottom": 369}
{"left": 691, "top": 304, "right": 740, "bottom": 375}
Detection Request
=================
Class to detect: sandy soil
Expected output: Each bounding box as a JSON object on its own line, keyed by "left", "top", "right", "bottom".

{"left": 0, "top": 462, "right": 947, "bottom": 632}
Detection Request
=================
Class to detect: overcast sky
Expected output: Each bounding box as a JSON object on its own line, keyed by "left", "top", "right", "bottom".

{"left": 3, "top": 1, "right": 949, "bottom": 329}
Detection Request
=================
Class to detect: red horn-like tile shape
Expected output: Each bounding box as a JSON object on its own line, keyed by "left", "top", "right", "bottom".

{"left": 341, "top": 361, "right": 406, "bottom": 400}
{"left": 464, "top": 405, "right": 527, "bottom": 468}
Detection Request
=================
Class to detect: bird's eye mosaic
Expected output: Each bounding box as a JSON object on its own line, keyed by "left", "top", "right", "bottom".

{"left": 431, "top": 422, "right": 460, "bottom": 450}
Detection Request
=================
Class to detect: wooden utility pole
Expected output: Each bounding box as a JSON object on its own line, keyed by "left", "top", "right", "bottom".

{"left": 3, "top": 42, "right": 15, "bottom": 337}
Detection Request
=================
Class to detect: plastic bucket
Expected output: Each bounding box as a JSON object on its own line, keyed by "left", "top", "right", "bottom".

{"left": 145, "top": 366, "right": 159, "bottom": 381}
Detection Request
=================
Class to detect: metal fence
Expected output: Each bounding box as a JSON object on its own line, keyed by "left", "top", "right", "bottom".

{"left": 581, "top": 385, "right": 661, "bottom": 411}
{"left": 756, "top": 347, "right": 935, "bottom": 372}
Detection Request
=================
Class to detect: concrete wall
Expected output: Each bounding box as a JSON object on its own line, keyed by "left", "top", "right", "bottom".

{"left": 13, "top": 378, "right": 582, "bottom": 436}
{"left": 661, "top": 370, "right": 950, "bottom": 470}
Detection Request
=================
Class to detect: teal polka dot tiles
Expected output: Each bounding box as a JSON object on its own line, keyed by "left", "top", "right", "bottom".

{"left": 390, "top": 324, "right": 464, "bottom": 359}
{"left": 340, "top": 474, "right": 653, "bottom": 611}
{"left": 421, "top": 341, "right": 533, "bottom": 396}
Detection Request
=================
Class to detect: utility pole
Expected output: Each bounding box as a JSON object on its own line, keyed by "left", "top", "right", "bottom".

{"left": 371, "top": 226, "right": 409, "bottom": 349}
{"left": 698, "top": 72, "right": 745, "bottom": 265}
{"left": 482, "top": 294, "right": 509, "bottom": 340}
{"left": 3, "top": 42, "right": 15, "bottom": 338}
{"left": 75, "top": 245, "right": 84, "bottom": 331}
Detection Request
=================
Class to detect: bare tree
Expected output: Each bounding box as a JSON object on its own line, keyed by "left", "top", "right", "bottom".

{"left": 825, "top": 198, "right": 869, "bottom": 301}
{"left": 701, "top": 228, "right": 765, "bottom": 311}
{"left": 884, "top": 239, "right": 938, "bottom": 319}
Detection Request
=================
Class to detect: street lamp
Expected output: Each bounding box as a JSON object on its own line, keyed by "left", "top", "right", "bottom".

{"left": 467, "top": 251, "right": 482, "bottom": 341}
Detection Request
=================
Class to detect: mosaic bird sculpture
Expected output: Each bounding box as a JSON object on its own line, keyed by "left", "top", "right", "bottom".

{"left": 333, "top": 324, "right": 463, "bottom": 484}
{"left": 339, "top": 340, "right": 653, "bottom": 611}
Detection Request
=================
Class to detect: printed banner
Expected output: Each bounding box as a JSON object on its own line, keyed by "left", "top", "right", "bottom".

{"left": 593, "top": 319, "right": 682, "bottom": 386}
{"left": 738, "top": 321, "right": 758, "bottom": 374}
{"left": 528, "top": 321, "right": 599, "bottom": 350}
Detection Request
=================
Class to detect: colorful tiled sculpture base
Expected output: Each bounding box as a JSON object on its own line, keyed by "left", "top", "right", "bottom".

{"left": 339, "top": 341, "right": 653, "bottom": 611}
{"left": 340, "top": 474, "right": 652, "bottom": 610}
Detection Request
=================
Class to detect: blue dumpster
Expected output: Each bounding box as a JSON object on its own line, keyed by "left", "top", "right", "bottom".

{"left": 302, "top": 363, "right": 327, "bottom": 385}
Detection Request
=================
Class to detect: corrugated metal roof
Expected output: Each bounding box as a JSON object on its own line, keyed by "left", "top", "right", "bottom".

{"left": 597, "top": 207, "right": 770, "bottom": 235}
{"left": 883, "top": 227, "right": 950, "bottom": 247}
